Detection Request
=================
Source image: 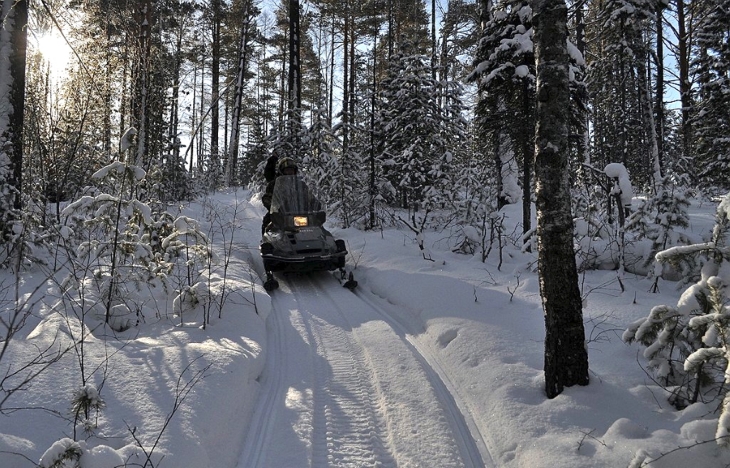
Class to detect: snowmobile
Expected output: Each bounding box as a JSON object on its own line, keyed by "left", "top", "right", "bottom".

{"left": 260, "top": 174, "right": 357, "bottom": 292}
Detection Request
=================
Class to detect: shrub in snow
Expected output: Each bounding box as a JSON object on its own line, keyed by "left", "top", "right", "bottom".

{"left": 162, "top": 215, "right": 212, "bottom": 319}
{"left": 626, "top": 175, "right": 694, "bottom": 286}
{"left": 450, "top": 153, "right": 510, "bottom": 263}
{"left": 39, "top": 438, "right": 130, "bottom": 468}
{"left": 172, "top": 280, "right": 211, "bottom": 316}
{"left": 624, "top": 192, "right": 730, "bottom": 443}
{"left": 572, "top": 182, "right": 625, "bottom": 272}
{"left": 60, "top": 161, "right": 210, "bottom": 331}
{"left": 38, "top": 438, "right": 83, "bottom": 468}
{"left": 71, "top": 383, "right": 105, "bottom": 436}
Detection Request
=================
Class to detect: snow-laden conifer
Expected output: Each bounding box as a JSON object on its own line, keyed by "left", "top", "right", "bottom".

{"left": 625, "top": 193, "right": 730, "bottom": 438}
{"left": 690, "top": 0, "right": 730, "bottom": 192}
{"left": 60, "top": 156, "right": 210, "bottom": 331}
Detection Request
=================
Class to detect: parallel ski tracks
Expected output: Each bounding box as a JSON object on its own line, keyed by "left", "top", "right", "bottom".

{"left": 238, "top": 273, "right": 491, "bottom": 468}
{"left": 296, "top": 283, "right": 397, "bottom": 467}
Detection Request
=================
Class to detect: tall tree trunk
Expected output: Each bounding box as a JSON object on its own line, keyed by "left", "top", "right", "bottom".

{"left": 328, "top": 14, "right": 336, "bottom": 127}
{"left": 286, "top": 0, "right": 302, "bottom": 158}
{"left": 121, "top": 38, "right": 129, "bottom": 156}
{"left": 387, "top": 0, "right": 393, "bottom": 60}
{"left": 198, "top": 59, "right": 205, "bottom": 169}
{"left": 369, "top": 34, "right": 377, "bottom": 230}
{"left": 135, "top": 0, "right": 153, "bottom": 170}
{"left": 190, "top": 61, "right": 198, "bottom": 171}
{"left": 574, "top": 1, "right": 590, "bottom": 174}
{"left": 532, "top": 0, "right": 590, "bottom": 399}
{"left": 676, "top": 0, "right": 691, "bottom": 161}
{"left": 341, "top": 0, "right": 351, "bottom": 224}
{"left": 0, "top": 0, "right": 28, "bottom": 254}
{"left": 655, "top": 3, "right": 665, "bottom": 173}
{"left": 637, "top": 42, "right": 660, "bottom": 188}
{"left": 104, "top": 15, "right": 113, "bottom": 155}
{"left": 211, "top": 0, "right": 222, "bottom": 183}
{"left": 521, "top": 79, "right": 533, "bottom": 251}
{"left": 169, "top": 20, "right": 184, "bottom": 189}
{"left": 431, "top": 0, "right": 437, "bottom": 81}
{"left": 227, "top": 0, "right": 252, "bottom": 184}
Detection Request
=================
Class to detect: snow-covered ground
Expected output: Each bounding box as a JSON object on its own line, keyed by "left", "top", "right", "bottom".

{"left": 1, "top": 189, "right": 728, "bottom": 467}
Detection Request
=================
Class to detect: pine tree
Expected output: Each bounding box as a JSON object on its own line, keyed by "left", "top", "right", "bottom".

{"left": 377, "top": 46, "right": 439, "bottom": 210}
{"left": 376, "top": 43, "right": 466, "bottom": 216}
{"left": 533, "top": 0, "right": 590, "bottom": 398}
{"left": 470, "top": 0, "right": 536, "bottom": 234}
{"left": 690, "top": 0, "right": 730, "bottom": 192}
{"left": 585, "top": 0, "right": 657, "bottom": 187}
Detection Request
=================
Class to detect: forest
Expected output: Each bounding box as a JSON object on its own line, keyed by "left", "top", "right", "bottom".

{"left": 0, "top": 0, "right": 727, "bottom": 237}
{"left": 1, "top": 0, "right": 730, "bottom": 463}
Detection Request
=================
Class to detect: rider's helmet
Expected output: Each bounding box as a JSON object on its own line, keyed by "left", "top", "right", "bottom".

{"left": 277, "top": 157, "right": 298, "bottom": 176}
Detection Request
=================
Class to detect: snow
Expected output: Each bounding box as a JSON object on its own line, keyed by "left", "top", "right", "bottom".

{"left": 92, "top": 160, "right": 146, "bottom": 182}
{"left": 1, "top": 189, "right": 728, "bottom": 467}
{"left": 605, "top": 162, "right": 634, "bottom": 207}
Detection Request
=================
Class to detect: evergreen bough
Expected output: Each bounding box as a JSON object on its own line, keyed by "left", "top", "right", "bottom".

{"left": 624, "top": 193, "right": 730, "bottom": 445}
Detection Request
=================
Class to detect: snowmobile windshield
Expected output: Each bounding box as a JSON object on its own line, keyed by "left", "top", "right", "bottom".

{"left": 270, "top": 175, "right": 322, "bottom": 215}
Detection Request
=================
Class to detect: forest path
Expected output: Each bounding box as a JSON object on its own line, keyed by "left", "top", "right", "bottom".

{"left": 237, "top": 271, "right": 490, "bottom": 468}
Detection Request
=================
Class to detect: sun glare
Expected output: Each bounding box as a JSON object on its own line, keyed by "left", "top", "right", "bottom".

{"left": 33, "top": 32, "right": 72, "bottom": 74}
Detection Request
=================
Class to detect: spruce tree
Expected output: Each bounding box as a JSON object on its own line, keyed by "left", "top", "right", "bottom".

{"left": 469, "top": 0, "right": 536, "bottom": 235}
{"left": 625, "top": 193, "right": 730, "bottom": 443}
{"left": 690, "top": 0, "right": 730, "bottom": 192}
{"left": 585, "top": 0, "right": 657, "bottom": 187}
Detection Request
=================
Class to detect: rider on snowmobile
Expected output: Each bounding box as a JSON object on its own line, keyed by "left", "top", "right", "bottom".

{"left": 262, "top": 157, "right": 305, "bottom": 233}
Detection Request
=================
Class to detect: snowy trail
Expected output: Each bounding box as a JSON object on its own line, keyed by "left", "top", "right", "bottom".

{"left": 238, "top": 272, "right": 490, "bottom": 468}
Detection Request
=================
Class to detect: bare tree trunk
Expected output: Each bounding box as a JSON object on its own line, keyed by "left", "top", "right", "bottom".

{"left": 431, "top": 0, "right": 437, "bottom": 81}
{"left": 227, "top": 0, "right": 252, "bottom": 184}
{"left": 676, "top": 0, "right": 691, "bottom": 161}
{"left": 190, "top": 62, "right": 198, "bottom": 171}
{"left": 4, "top": 0, "right": 26, "bottom": 213}
{"left": 0, "top": 0, "right": 28, "bottom": 257}
{"left": 287, "top": 0, "right": 302, "bottom": 151}
{"left": 169, "top": 19, "right": 184, "bottom": 185}
{"left": 341, "top": 0, "right": 351, "bottom": 225}
{"left": 574, "top": 2, "right": 590, "bottom": 173}
{"left": 134, "top": 0, "right": 153, "bottom": 170}
{"left": 104, "top": 15, "right": 113, "bottom": 155}
{"left": 532, "top": 0, "right": 589, "bottom": 399}
{"left": 369, "top": 34, "right": 377, "bottom": 230}
{"left": 655, "top": 3, "right": 665, "bottom": 173}
{"left": 120, "top": 37, "right": 129, "bottom": 156}
{"left": 637, "top": 44, "right": 660, "bottom": 188}
{"left": 328, "top": 14, "right": 336, "bottom": 127}
{"left": 198, "top": 59, "right": 206, "bottom": 169}
{"left": 211, "top": 0, "right": 222, "bottom": 182}
{"left": 521, "top": 79, "right": 533, "bottom": 252}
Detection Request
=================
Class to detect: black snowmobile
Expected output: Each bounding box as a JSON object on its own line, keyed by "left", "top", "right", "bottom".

{"left": 260, "top": 174, "right": 357, "bottom": 292}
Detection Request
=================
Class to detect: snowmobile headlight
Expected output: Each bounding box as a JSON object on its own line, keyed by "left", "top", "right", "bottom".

{"left": 293, "top": 216, "right": 308, "bottom": 227}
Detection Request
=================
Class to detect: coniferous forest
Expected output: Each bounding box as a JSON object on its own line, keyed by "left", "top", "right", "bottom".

{"left": 0, "top": 0, "right": 730, "bottom": 402}
{"left": 2, "top": 0, "right": 730, "bottom": 464}
{"left": 1, "top": 0, "right": 728, "bottom": 237}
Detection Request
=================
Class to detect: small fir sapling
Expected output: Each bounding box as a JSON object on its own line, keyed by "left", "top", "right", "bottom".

{"left": 647, "top": 179, "right": 692, "bottom": 286}
{"left": 624, "top": 193, "right": 730, "bottom": 442}
{"left": 626, "top": 174, "right": 693, "bottom": 286}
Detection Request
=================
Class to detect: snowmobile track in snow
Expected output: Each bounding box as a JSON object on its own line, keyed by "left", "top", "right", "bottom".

{"left": 238, "top": 272, "right": 491, "bottom": 468}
